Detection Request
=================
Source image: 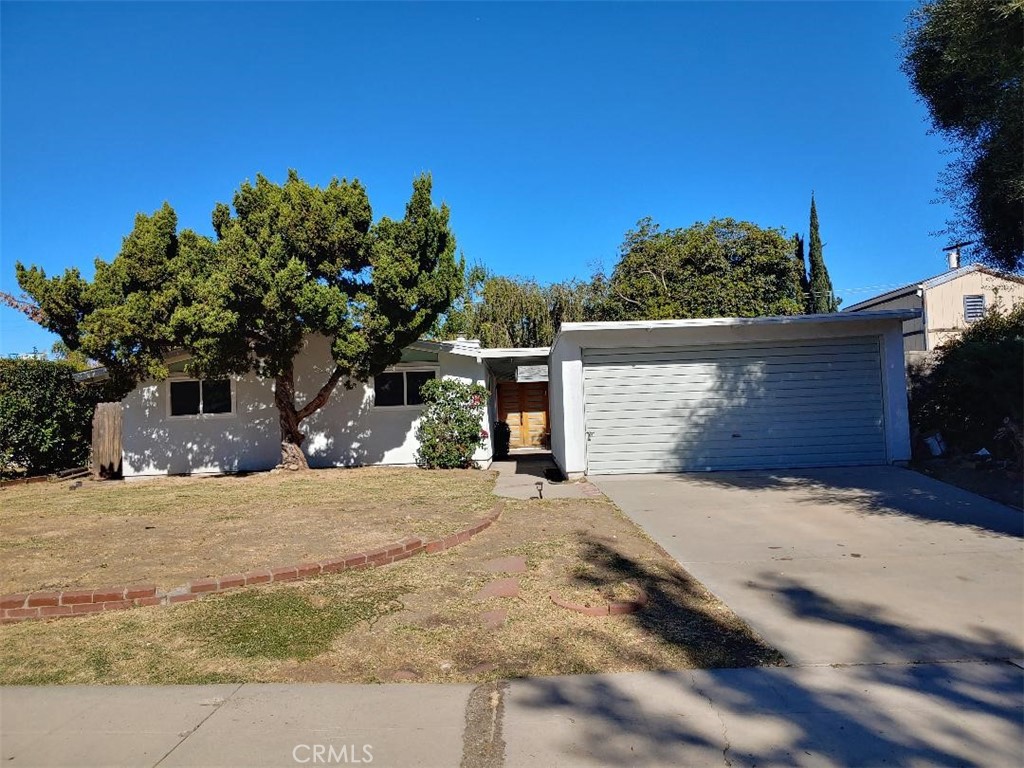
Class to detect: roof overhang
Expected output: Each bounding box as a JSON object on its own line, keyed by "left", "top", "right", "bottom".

{"left": 843, "top": 264, "right": 1024, "bottom": 312}
{"left": 473, "top": 347, "right": 550, "bottom": 358}
{"left": 555, "top": 310, "right": 917, "bottom": 343}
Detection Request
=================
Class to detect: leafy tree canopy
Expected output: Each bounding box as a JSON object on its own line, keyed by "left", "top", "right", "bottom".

{"left": 0, "top": 359, "right": 98, "bottom": 476}
{"left": 604, "top": 217, "right": 805, "bottom": 320}
{"left": 436, "top": 266, "right": 604, "bottom": 348}
{"left": 902, "top": 0, "right": 1024, "bottom": 271}
{"left": 438, "top": 216, "right": 820, "bottom": 348}
{"left": 14, "top": 171, "right": 461, "bottom": 467}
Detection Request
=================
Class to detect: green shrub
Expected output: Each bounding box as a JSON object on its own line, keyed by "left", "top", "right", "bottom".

{"left": 415, "top": 378, "right": 489, "bottom": 469}
{"left": 910, "top": 303, "right": 1024, "bottom": 460}
{"left": 0, "top": 359, "right": 97, "bottom": 477}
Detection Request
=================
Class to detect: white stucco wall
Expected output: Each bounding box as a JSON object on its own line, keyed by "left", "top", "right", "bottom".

{"left": 121, "top": 336, "right": 491, "bottom": 477}
{"left": 549, "top": 316, "right": 913, "bottom": 476}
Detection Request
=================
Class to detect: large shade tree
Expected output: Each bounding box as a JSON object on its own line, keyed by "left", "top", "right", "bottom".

{"left": 902, "top": 0, "right": 1023, "bottom": 271}
{"left": 603, "top": 217, "right": 805, "bottom": 320}
{"left": 435, "top": 266, "right": 607, "bottom": 348}
{"left": 13, "top": 171, "right": 461, "bottom": 468}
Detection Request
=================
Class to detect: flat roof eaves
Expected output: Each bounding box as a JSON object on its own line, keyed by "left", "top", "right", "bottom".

{"left": 551, "top": 310, "right": 919, "bottom": 351}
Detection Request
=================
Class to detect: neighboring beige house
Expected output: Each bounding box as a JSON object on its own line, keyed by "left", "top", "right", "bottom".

{"left": 844, "top": 264, "right": 1024, "bottom": 352}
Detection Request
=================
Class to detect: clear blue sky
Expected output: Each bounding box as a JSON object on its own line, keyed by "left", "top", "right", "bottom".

{"left": 1, "top": 1, "right": 952, "bottom": 356}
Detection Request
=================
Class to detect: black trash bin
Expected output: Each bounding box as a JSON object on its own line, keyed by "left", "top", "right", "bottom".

{"left": 493, "top": 421, "right": 511, "bottom": 460}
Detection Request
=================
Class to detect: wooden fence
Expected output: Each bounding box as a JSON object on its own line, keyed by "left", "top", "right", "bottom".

{"left": 91, "top": 402, "right": 123, "bottom": 479}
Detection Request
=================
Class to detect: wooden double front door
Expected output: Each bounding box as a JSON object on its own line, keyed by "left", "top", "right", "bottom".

{"left": 497, "top": 381, "right": 550, "bottom": 449}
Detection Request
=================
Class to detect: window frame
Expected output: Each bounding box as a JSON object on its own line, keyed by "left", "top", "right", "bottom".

{"left": 166, "top": 376, "right": 238, "bottom": 420}
{"left": 371, "top": 365, "right": 439, "bottom": 410}
{"left": 963, "top": 294, "right": 986, "bottom": 323}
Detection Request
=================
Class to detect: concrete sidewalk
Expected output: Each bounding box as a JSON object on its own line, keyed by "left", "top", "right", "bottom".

{"left": 4, "top": 661, "right": 1022, "bottom": 767}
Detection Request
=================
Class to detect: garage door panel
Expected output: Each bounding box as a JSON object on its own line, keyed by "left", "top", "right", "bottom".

{"left": 585, "top": 342, "right": 880, "bottom": 364}
{"left": 585, "top": 370, "right": 880, "bottom": 393}
{"left": 587, "top": 437, "right": 885, "bottom": 459}
{"left": 585, "top": 354, "right": 880, "bottom": 376}
{"left": 585, "top": 349, "right": 882, "bottom": 370}
{"left": 588, "top": 417, "right": 884, "bottom": 439}
{"left": 583, "top": 336, "right": 886, "bottom": 473}
{"left": 587, "top": 424, "right": 884, "bottom": 448}
{"left": 584, "top": 393, "right": 884, "bottom": 417}
{"left": 584, "top": 365, "right": 882, "bottom": 387}
{"left": 581, "top": 382, "right": 884, "bottom": 405}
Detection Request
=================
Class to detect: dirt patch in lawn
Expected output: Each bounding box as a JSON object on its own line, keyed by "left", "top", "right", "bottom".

{"left": 0, "top": 468, "right": 496, "bottom": 593}
{"left": 0, "top": 496, "right": 784, "bottom": 684}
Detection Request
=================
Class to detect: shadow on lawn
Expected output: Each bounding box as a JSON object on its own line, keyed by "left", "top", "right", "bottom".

{"left": 513, "top": 538, "right": 1023, "bottom": 766}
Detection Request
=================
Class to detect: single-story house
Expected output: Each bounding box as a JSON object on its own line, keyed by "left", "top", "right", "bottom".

{"left": 115, "top": 335, "right": 549, "bottom": 477}
{"left": 843, "top": 263, "right": 1024, "bottom": 352}
{"left": 90, "top": 310, "right": 916, "bottom": 478}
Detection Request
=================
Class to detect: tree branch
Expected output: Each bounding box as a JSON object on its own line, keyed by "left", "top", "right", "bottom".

{"left": 297, "top": 365, "right": 346, "bottom": 421}
{"left": 0, "top": 291, "right": 45, "bottom": 323}
{"left": 613, "top": 288, "right": 642, "bottom": 306}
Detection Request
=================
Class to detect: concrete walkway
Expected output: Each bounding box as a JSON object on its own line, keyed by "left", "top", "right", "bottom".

{"left": 3, "top": 661, "right": 1022, "bottom": 766}
{"left": 490, "top": 454, "right": 596, "bottom": 501}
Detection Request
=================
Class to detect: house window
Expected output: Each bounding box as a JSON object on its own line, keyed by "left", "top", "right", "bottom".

{"left": 964, "top": 294, "right": 986, "bottom": 323}
{"left": 373, "top": 369, "right": 436, "bottom": 407}
{"left": 169, "top": 379, "right": 234, "bottom": 417}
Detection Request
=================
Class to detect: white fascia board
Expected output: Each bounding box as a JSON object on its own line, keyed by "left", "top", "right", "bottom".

{"left": 551, "top": 310, "right": 920, "bottom": 354}
{"left": 475, "top": 347, "right": 550, "bottom": 358}
{"left": 441, "top": 346, "right": 550, "bottom": 359}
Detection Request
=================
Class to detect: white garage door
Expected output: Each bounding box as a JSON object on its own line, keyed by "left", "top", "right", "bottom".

{"left": 583, "top": 337, "right": 886, "bottom": 474}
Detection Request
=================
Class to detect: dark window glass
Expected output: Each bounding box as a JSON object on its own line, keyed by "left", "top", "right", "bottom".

{"left": 202, "top": 380, "right": 232, "bottom": 414}
{"left": 374, "top": 372, "right": 405, "bottom": 407}
{"left": 405, "top": 371, "right": 436, "bottom": 406}
{"left": 170, "top": 381, "right": 201, "bottom": 416}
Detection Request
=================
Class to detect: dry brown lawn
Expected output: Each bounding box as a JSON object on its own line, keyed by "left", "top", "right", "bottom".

{"left": 0, "top": 468, "right": 496, "bottom": 593}
{"left": 0, "top": 495, "right": 784, "bottom": 685}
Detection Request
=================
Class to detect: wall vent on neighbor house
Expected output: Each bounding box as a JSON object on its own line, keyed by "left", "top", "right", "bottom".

{"left": 964, "top": 294, "right": 986, "bottom": 323}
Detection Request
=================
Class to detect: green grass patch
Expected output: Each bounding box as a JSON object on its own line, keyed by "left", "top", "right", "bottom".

{"left": 182, "top": 587, "right": 406, "bottom": 661}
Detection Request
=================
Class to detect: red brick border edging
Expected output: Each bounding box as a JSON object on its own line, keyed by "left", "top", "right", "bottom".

{"left": 0, "top": 504, "right": 503, "bottom": 624}
{"left": 549, "top": 582, "right": 648, "bottom": 617}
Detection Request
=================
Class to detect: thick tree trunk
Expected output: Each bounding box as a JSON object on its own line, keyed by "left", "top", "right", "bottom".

{"left": 273, "top": 364, "right": 347, "bottom": 471}
{"left": 274, "top": 369, "right": 308, "bottom": 470}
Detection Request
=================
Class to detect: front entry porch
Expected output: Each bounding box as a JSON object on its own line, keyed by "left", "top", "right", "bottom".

{"left": 497, "top": 381, "right": 549, "bottom": 449}
{"left": 476, "top": 347, "right": 552, "bottom": 454}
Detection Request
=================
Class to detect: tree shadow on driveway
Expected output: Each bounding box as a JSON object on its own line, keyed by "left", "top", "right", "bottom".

{"left": 507, "top": 539, "right": 1024, "bottom": 766}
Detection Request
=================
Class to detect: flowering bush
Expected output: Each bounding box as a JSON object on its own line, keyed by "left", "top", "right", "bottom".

{"left": 415, "top": 378, "right": 490, "bottom": 469}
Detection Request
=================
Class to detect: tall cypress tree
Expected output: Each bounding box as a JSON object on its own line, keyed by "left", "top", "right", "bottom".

{"left": 792, "top": 233, "right": 811, "bottom": 312}
{"left": 807, "top": 194, "right": 837, "bottom": 313}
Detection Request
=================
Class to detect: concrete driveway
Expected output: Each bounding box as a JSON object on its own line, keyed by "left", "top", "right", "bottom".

{"left": 592, "top": 465, "right": 1024, "bottom": 666}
